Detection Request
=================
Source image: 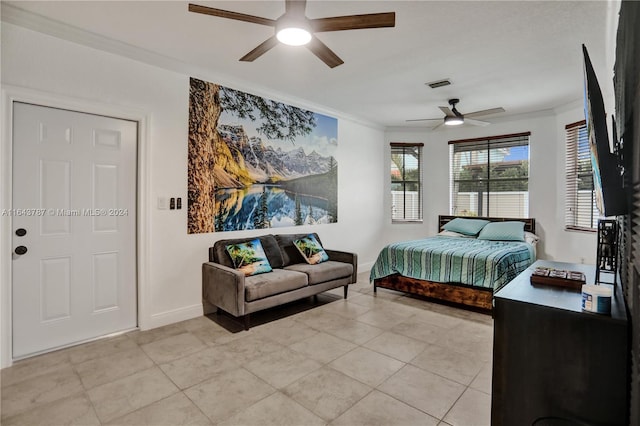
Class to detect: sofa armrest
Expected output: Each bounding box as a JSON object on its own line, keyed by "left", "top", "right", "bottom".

{"left": 325, "top": 249, "right": 358, "bottom": 283}
{"left": 202, "top": 262, "right": 246, "bottom": 317}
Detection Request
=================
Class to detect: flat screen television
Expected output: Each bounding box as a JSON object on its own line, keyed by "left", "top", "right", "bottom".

{"left": 582, "top": 44, "right": 627, "bottom": 217}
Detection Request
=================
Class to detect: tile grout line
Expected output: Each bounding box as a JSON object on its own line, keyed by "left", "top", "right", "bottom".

{"left": 2, "top": 283, "right": 493, "bottom": 426}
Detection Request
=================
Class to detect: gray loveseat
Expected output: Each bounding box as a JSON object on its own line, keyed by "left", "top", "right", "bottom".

{"left": 202, "top": 233, "right": 357, "bottom": 329}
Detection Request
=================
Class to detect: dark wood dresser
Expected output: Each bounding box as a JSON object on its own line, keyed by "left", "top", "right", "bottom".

{"left": 492, "top": 260, "right": 629, "bottom": 425}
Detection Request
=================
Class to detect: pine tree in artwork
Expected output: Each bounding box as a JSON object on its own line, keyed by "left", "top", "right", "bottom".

{"left": 327, "top": 156, "right": 338, "bottom": 222}
{"left": 295, "top": 195, "right": 303, "bottom": 226}
{"left": 215, "top": 212, "right": 225, "bottom": 232}
{"left": 260, "top": 190, "right": 269, "bottom": 227}
{"left": 254, "top": 189, "right": 270, "bottom": 229}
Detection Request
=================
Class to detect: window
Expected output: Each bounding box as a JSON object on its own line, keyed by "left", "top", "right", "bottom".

{"left": 449, "top": 132, "right": 530, "bottom": 218}
{"left": 565, "top": 120, "right": 599, "bottom": 230}
{"left": 391, "top": 142, "right": 423, "bottom": 222}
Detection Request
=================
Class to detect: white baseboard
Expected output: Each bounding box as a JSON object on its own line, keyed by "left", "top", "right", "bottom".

{"left": 358, "top": 261, "right": 374, "bottom": 274}
{"left": 144, "top": 303, "right": 203, "bottom": 330}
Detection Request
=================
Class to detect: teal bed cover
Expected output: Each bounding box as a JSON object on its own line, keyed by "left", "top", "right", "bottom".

{"left": 369, "top": 236, "right": 535, "bottom": 291}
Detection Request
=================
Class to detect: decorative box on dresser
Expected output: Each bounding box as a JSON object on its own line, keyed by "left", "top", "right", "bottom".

{"left": 492, "top": 260, "right": 629, "bottom": 425}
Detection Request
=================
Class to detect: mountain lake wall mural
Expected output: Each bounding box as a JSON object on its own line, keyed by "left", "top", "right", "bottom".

{"left": 188, "top": 77, "right": 338, "bottom": 233}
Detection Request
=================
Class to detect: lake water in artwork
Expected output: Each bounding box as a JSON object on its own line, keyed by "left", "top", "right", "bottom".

{"left": 215, "top": 185, "right": 330, "bottom": 231}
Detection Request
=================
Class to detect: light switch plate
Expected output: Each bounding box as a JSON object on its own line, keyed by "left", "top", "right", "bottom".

{"left": 157, "top": 196, "right": 168, "bottom": 210}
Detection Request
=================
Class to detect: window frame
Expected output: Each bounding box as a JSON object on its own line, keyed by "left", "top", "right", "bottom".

{"left": 449, "top": 132, "right": 531, "bottom": 218}
{"left": 390, "top": 142, "right": 424, "bottom": 223}
{"left": 565, "top": 120, "right": 599, "bottom": 232}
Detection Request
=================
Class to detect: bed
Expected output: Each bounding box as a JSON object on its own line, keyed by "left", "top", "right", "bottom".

{"left": 370, "top": 215, "right": 537, "bottom": 312}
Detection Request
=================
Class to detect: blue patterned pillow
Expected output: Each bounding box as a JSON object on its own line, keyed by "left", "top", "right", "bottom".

{"left": 226, "top": 238, "right": 273, "bottom": 276}
{"left": 293, "top": 234, "right": 329, "bottom": 265}
{"left": 442, "top": 218, "right": 490, "bottom": 236}
{"left": 477, "top": 221, "right": 525, "bottom": 241}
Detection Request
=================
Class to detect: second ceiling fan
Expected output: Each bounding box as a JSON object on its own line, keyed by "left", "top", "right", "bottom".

{"left": 189, "top": 0, "right": 395, "bottom": 68}
{"left": 407, "top": 99, "right": 505, "bottom": 130}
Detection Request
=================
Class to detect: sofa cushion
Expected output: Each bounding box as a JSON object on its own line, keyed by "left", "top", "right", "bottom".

{"left": 284, "top": 261, "right": 353, "bottom": 285}
{"left": 211, "top": 234, "right": 283, "bottom": 269}
{"left": 276, "top": 233, "right": 323, "bottom": 267}
{"left": 226, "top": 238, "right": 272, "bottom": 276}
{"left": 294, "top": 234, "right": 329, "bottom": 265}
{"left": 245, "top": 269, "right": 308, "bottom": 302}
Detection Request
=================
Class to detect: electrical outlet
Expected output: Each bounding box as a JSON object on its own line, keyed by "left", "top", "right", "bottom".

{"left": 170, "top": 197, "right": 176, "bottom": 210}
{"left": 176, "top": 197, "right": 182, "bottom": 209}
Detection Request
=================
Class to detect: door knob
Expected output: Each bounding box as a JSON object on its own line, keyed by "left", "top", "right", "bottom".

{"left": 15, "top": 228, "right": 27, "bottom": 237}
{"left": 14, "top": 246, "right": 28, "bottom": 255}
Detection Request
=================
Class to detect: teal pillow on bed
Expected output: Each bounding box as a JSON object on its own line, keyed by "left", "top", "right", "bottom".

{"left": 442, "top": 218, "right": 490, "bottom": 236}
{"left": 477, "top": 221, "right": 525, "bottom": 241}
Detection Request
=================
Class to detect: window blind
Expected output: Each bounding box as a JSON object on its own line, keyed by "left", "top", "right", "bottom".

{"left": 391, "top": 142, "right": 423, "bottom": 222}
{"left": 565, "top": 120, "right": 599, "bottom": 231}
{"left": 449, "top": 132, "right": 530, "bottom": 218}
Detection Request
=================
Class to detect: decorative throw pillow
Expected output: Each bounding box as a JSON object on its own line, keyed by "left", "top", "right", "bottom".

{"left": 477, "top": 221, "right": 526, "bottom": 242}
{"left": 442, "top": 218, "right": 490, "bottom": 236}
{"left": 225, "top": 238, "right": 273, "bottom": 276}
{"left": 293, "top": 234, "right": 329, "bottom": 265}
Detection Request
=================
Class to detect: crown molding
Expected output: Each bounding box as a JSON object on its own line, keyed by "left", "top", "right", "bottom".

{"left": 0, "top": 3, "right": 383, "bottom": 131}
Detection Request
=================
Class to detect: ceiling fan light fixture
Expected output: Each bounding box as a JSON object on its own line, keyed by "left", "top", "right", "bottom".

{"left": 276, "top": 19, "right": 312, "bottom": 46}
{"left": 444, "top": 116, "right": 464, "bottom": 126}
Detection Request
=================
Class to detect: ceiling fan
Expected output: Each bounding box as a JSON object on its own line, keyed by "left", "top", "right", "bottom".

{"left": 188, "top": 1, "right": 395, "bottom": 68}
{"left": 407, "top": 99, "right": 505, "bottom": 130}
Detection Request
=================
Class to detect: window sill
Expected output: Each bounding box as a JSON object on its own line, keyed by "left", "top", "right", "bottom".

{"left": 565, "top": 226, "right": 597, "bottom": 234}
{"left": 392, "top": 220, "right": 424, "bottom": 224}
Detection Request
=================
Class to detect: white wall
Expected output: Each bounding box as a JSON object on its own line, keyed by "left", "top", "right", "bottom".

{"left": 0, "top": 23, "right": 385, "bottom": 367}
{"left": 383, "top": 109, "right": 598, "bottom": 264}
{"left": 0, "top": 16, "right": 613, "bottom": 367}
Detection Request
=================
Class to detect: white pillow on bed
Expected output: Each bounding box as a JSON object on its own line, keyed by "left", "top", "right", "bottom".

{"left": 524, "top": 231, "right": 539, "bottom": 246}
{"left": 525, "top": 231, "right": 539, "bottom": 259}
{"left": 438, "top": 230, "right": 475, "bottom": 238}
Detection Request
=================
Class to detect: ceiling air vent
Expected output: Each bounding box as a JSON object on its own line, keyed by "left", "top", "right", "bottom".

{"left": 426, "top": 79, "right": 451, "bottom": 89}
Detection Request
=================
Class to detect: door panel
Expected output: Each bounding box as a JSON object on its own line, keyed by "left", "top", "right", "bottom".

{"left": 93, "top": 164, "right": 118, "bottom": 232}
{"left": 12, "top": 102, "right": 138, "bottom": 358}
{"left": 92, "top": 252, "right": 119, "bottom": 312}
{"left": 40, "top": 256, "right": 71, "bottom": 322}
{"left": 40, "top": 160, "right": 72, "bottom": 234}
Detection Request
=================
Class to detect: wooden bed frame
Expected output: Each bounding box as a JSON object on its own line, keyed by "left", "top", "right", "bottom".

{"left": 373, "top": 215, "right": 536, "bottom": 312}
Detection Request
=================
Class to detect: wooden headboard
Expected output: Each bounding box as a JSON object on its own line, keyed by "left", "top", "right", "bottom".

{"left": 438, "top": 215, "right": 536, "bottom": 234}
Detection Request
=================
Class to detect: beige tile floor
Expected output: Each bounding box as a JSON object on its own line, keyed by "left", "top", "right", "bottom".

{"left": 0, "top": 273, "right": 493, "bottom": 426}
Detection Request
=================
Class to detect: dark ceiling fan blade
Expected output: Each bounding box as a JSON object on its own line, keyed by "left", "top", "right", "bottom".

{"left": 465, "top": 118, "right": 491, "bottom": 127}
{"left": 239, "top": 36, "right": 279, "bottom": 62}
{"left": 306, "top": 37, "right": 344, "bottom": 68}
{"left": 439, "top": 106, "right": 454, "bottom": 117}
{"left": 406, "top": 118, "right": 442, "bottom": 122}
{"left": 285, "top": 0, "right": 307, "bottom": 16}
{"left": 464, "top": 107, "right": 505, "bottom": 118}
{"left": 188, "top": 3, "right": 276, "bottom": 27}
{"left": 310, "top": 12, "right": 395, "bottom": 32}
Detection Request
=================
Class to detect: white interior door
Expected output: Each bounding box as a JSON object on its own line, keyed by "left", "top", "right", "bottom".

{"left": 12, "top": 102, "right": 138, "bottom": 359}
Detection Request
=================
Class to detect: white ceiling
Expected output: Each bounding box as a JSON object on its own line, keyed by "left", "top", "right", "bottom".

{"left": 2, "top": 1, "right": 617, "bottom": 128}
